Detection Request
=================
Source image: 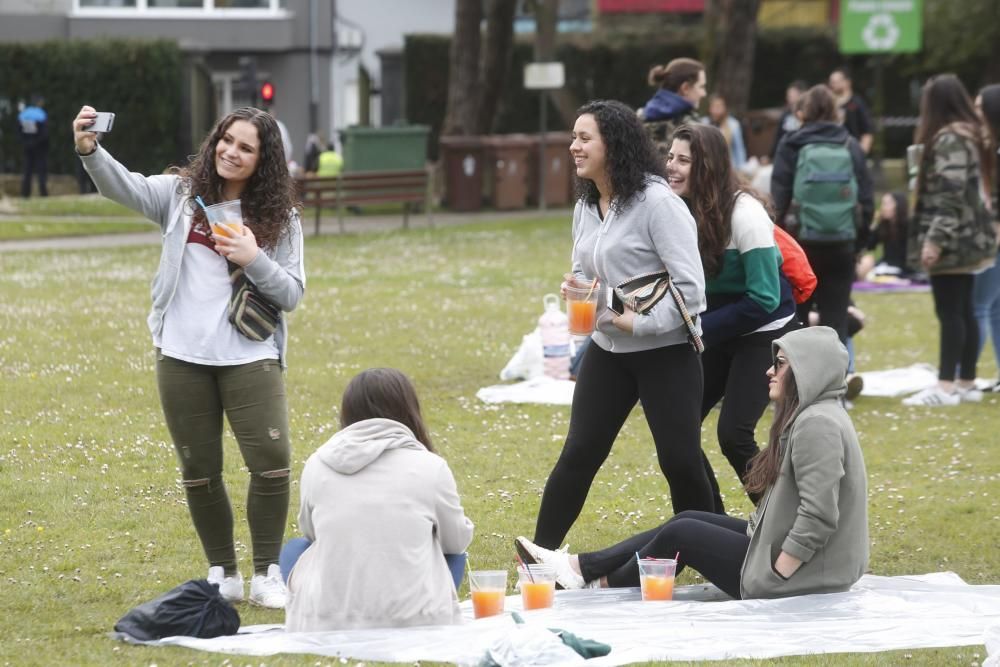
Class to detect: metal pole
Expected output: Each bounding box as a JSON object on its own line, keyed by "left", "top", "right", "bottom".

{"left": 308, "top": 0, "right": 319, "bottom": 132}
{"left": 539, "top": 91, "right": 547, "bottom": 212}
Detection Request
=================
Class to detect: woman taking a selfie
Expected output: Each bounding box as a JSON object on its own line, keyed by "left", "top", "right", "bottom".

{"left": 518, "top": 327, "right": 869, "bottom": 600}
{"left": 524, "top": 99, "right": 713, "bottom": 554}
{"left": 73, "top": 105, "right": 305, "bottom": 608}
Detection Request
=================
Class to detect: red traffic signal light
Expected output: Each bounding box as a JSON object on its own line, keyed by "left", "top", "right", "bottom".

{"left": 260, "top": 81, "right": 275, "bottom": 103}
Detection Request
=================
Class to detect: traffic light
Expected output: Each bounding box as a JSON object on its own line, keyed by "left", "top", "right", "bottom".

{"left": 260, "top": 81, "right": 275, "bottom": 105}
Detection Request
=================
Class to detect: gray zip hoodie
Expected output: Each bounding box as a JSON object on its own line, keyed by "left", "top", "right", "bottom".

{"left": 80, "top": 145, "right": 305, "bottom": 367}
{"left": 571, "top": 177, "right": 706, "bottom": 353}
{"left": 740, "top": 326, "right": 869, "bottom": 599}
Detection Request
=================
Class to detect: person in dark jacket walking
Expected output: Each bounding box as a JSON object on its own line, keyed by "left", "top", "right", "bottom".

{"left": 18, "top": 95, "right": 49, "bottom": 198}
{"left": 771, "top": 85, "right": 874, "bottom": 344}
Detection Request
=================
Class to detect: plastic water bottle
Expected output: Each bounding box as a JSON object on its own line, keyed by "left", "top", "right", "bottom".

{"left": 539, "top": 294, "right": 571, "bottom": 380}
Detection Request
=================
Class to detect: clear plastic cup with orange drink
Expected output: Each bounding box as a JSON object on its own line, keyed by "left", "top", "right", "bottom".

{"left": 638, "top": 557, "right": 676, "bottom": 601}
{"left": 517, "top": 564, "right": 556, "bottom": 610}
{"left": 469, "top": 570, "right": 507, "bottom": 619}
{"left": 564, "top": 275, "right": 600, "bottom": 336}
{"left": 204, "top": 199, "right": 244, "bottom": 238}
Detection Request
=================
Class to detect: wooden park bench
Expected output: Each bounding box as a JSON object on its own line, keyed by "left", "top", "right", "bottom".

{"left": 297, "top": 168, "right": 434, "bottom": 235}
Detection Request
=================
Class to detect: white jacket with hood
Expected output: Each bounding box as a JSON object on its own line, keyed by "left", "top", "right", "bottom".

{"left": 285, "top": 418, "right": 474, "bottom": 631}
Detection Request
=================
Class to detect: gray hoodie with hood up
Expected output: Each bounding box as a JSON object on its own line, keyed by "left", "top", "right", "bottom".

{"left": 740, "top": 326, "right": 869, "bottom": 599}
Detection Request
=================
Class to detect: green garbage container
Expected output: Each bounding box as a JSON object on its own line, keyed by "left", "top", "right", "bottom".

{"left": 341, "top": 125, "right": 430, "bottom": 173}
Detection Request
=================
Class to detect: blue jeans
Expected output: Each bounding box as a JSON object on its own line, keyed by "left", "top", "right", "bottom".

{"left": 973, "top": 257, "right": 1000, "bottom": 373}
{"left": 279, "top": 537, "right": 467, "bottom": 589}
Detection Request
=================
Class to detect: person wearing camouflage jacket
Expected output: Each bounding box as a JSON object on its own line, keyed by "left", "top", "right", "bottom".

{"left": 903, "top": 73, "right": 997, "bottom": 406}
{"left": 908, "top": 123, "right": 996, "bottom": 275}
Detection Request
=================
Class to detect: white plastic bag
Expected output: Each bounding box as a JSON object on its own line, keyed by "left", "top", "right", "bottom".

{"left": 500, "top": 328, "right": 544, "bottom": 381}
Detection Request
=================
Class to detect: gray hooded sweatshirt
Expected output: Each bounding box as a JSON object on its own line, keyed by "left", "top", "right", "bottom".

{"left": 740, "top": 326, "right": 869, "bottom": 599}
{"left": 286, "top": 418, "right": 474, "bottom": 631}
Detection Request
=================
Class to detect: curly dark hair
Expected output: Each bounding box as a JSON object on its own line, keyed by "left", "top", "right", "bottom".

{"left": 573, "top": 99, "right": 666, "bottom": 214}
{"left": 175, "top": 107, "right": 299, "bottom": 251}
{"left": 671, "top": 123, "right": 771, "bottom": 278}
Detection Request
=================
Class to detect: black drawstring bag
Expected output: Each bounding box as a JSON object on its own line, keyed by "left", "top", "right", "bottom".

{"left": 114, "top": 579, "right": 240, "bottom": 641}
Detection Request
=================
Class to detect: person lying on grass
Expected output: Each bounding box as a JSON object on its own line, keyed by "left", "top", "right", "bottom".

{"left": 517, "top": 326, "right": 869, "bottom": 599}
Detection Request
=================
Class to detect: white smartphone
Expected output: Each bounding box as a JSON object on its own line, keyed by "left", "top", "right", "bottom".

{"left": 88, "top": 112, "right": 115, "bottom": 133}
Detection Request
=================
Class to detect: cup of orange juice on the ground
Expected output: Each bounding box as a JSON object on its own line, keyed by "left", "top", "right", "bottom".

{"left": 470, "top": 570, "right": 507, "bottom": 619}
{"left": 517, "top": 564, "right": 556, "bottom": 610}
{"left": 204, "top": 199, "right": 244, "bottom": 238}
{"left": 564, "top": 276, "right": 600, "bottom": 336}
{"left": 638, "top": 557, "right": 676, "bottom": 601}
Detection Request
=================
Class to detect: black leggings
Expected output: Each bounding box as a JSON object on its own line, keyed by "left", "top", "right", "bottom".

{"left": 931, "top": 274, "right": 978, "bottom": 381}
{"left": 700, "top": 321, "right": 797, "bottom": 512}
{"left": 532, "top": 343, "right": 714, "bottom": 549}
{"left": 796, "top": 242, "right": 856, "bottom": 344}
{"left": 577, "top": 510, "right": 749, "bottom": 599}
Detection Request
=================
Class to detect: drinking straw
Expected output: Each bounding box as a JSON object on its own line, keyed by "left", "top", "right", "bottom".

{"left": 194, "top": 195, "right": 209, "bottom": 212}
{"left": 636, "top": 551, "right": 642, "bottom": 563}
{"left": 675, "top": 551, "right": 680, "bottom": 563}
{"left": 516, "top": 554, "right": 535, "bottom": 583}
{"left": 584, "top": 276, "right": 599, "bottom": 302}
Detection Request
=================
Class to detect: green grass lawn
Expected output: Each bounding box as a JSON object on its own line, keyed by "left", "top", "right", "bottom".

{"left": 5, "top": 194, "right": 138, "bottom": 218}
{"left": 0, "top": 216, "right": 997, "bottom": 666}
{"left": 0, "top": 217, "right": 155, "bottom": 240}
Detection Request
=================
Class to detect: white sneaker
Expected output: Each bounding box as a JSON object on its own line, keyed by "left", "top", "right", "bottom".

{"left": 249, "top": 564, "right": 287, "bottom": 609}
{"left": 956, "top": 385, "right": 983, "bottom": 403}
{"left": 207, "top": 565, "right": 244, "bottom": 603}
{"left": 902, "top": 386, "right": 960, "bottom": 406}
{"left": 515, "top": 536, "right": 586, "bottom": 590}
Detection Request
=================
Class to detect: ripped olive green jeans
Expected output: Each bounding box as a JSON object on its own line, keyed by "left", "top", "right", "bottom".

{"left": 156, "top": 352, "right": 290, "bottom": 576}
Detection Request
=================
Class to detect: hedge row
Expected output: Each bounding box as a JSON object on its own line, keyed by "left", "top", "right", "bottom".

{"left": 405, "top": 28, "right": 984, "bottom": 160}
{"left": 0, "top": 40, "right": 183, "bottom": 177}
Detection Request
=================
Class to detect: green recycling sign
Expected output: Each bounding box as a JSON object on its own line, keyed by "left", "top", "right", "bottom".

{"left": 840, "top": 0, "right": 923, "bottom": 54}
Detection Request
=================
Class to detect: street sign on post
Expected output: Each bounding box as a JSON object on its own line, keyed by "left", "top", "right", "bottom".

{"left": 839, "top": 0, "right": 923, "bottom": 54}
{"left": 524, "top": 62, "right": 565, "bottom": 212}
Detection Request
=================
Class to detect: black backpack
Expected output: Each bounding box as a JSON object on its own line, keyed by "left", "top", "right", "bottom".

{"left": 114, "top": 579, "right": 240, "bottom": 641}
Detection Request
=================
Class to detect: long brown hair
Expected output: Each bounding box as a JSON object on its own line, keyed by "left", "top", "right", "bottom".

{"left": 176, "top": 107, "right": 299, "bottom": 251}
{"left": 671, "top": 123, "right": 771, "bottom": 278}
{"left": 340, "top": 368, "right": 435, "bottom": 451}
{"left": 647, "top": 58, "right": 704, "bottom": 93}
{"left": 745, "top": 368, "right": 799, "bottom": 495}
{"left": 915, "top": 74, "right": 994, "bottom": 200}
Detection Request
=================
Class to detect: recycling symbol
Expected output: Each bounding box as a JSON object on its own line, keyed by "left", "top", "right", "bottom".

{"left": 862, "top": 12, "right": 901, "bottom": 50}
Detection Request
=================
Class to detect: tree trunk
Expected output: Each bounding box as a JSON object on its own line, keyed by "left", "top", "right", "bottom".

{"left": 532, "top": 0, "right": 577, "bottom": 129}
{"left": 442, "top": 0, "right": 483, "bottom": 136}
{"left": 479, "top": 0, "right": 518, "bottom": 134}
{"left": 712, "top": 0, "right": 761, "bottom": 117}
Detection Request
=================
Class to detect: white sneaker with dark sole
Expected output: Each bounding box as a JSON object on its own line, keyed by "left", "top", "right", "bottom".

{"left": 207, "top": 566, "right": 244, "bottom": 603}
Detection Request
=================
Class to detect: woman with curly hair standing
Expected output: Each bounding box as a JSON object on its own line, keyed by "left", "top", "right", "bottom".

{"left": 521, "top": 100, "right": 714, "bottom": 559}
{"left": 73, "top": 105, "right": 305, "bottom": 607}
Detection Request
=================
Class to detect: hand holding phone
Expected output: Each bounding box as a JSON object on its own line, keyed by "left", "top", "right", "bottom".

{"left": 88, "top": 112, "right": 115, "bottom": 134}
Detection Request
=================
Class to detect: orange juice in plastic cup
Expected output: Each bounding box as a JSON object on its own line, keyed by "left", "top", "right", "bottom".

{"left": 517, "top": 564, "right": 556, "bottom": 610}
{"left": 565, "top": 278, "right": 599, "bottom": 336}
{"left": 638, "top": 557, "right": 676, "bottom": 601}
{"left": 470, "top": 570, "right": 507, "bottom": 619}
{"left": 204, "top": 199, "right": 244, "bottom": 238}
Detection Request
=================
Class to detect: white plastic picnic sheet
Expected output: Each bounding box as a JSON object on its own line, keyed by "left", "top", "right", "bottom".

{"left": 476, "top": 376, "right": 576, "bottom": 406}
{"left": 125, "top": 572, "right": 1000, "bottom": 664}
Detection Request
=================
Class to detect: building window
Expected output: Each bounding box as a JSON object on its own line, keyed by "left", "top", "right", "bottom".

{"left": 77, "top": 0, "right": 285, "bottom": 11}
